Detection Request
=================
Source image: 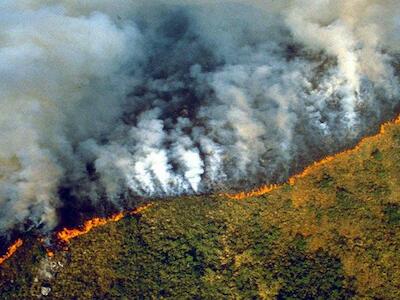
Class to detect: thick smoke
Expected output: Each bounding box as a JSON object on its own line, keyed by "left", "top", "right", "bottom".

{"left": 0, "top": 0, "right": 399, "bottom": 235}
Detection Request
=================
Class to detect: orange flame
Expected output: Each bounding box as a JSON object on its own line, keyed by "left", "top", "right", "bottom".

{"left": 1, "top": 115, "right": 399, "bottom": 263}
{"left": 57, "top": 204, "right": 152, "bottom": 244}
{"left": 223, "top": 184, "right": 280, "bottom": 200}
{"left": 0, "top": 239, "right": 23, "bottom": 266}
{"left": 225, "top": 115, "right": 400, "bottom": 200}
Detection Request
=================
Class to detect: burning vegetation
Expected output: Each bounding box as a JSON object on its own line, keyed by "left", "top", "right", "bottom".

{"left": 56, "top": 204, "right": 152, "bottom": 244}
{"left": 0, "top": 113, "right": 398, "bottom": 298}
{"left": 0, "top": 205, "right": 152, "bottom": 266}
{"left": 56, "top": 213, "right": 125, "bottom": 244}
{"left": 0, "top": 2, "right": 400, "bottom": 297}
{"left": 1, "top": 115, "right": 398, "bottom": 266}
{"left": 0, "top": 239, "right": 23, "bottom": 266}
{"left": 0, "top": 115, "right": 399, "bottom": 267}
{"left": 225, "top": 115, "right": 400, "bottom": 200}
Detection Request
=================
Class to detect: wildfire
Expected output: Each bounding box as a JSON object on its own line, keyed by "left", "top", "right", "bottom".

{"left": 223, "top": 184, "right": 280, "bottom": 200}
{"left": 0, "top": 239, "right": 23, "bottom": 266}
{"left": 57, "top": 204, "right": 152, "bottom": 244}
{"left": 1, "top": 115, "right": 399, "bottom": 265}
{"left": 225, "top": 115, "right": 400, "bottom": 200}
{"left": 0, "top": 204, "right": 152, "bottom": 264}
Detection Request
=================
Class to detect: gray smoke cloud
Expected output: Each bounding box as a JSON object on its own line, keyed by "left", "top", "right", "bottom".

{"left": 0, "top": 0, "right": 399, "bottom": 235}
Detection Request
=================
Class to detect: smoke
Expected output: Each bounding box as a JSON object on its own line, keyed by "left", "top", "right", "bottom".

{"left": 0, "top": 0, "right": 399, "bottom": 235}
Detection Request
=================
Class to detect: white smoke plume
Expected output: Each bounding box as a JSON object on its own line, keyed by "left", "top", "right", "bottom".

{"left": 0, "top": 0, "right": 399, "bottom": 235}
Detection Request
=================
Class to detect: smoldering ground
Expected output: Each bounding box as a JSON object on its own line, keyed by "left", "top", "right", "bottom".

{"left": 0, "top": 0, "right": 399, "bottom": 238}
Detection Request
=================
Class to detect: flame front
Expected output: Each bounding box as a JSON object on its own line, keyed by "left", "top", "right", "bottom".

{"left": 57, "top": 204, "right": 152, "bottom": 244}
{"left": 225, "top": 115, "right": 400, "bottom": 200}
{"left": 1, "top": 115, "right": 399, "bottom": 264}
{"left": 223, "top": 184, "right": 280, "bottom": 200}
{"left": 0, "top": 204, "right": 152, "bottom": 265}
{"left": 0, "top": 239, "right": 23, "bottom": 266}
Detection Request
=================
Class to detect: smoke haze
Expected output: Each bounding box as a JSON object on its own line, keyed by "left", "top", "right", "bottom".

{"left": 0, "top": 0, "right": 399, "bottom": 235}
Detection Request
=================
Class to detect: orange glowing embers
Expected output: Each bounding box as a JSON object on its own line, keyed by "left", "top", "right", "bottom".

{"left": 0, "top": 238, "right": 23, "bottom": 266}
{"left": 57, "top": 204, "right": 152, "bottom": 244}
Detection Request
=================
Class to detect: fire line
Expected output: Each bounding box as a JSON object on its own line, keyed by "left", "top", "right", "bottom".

{"left": 1, "top": 114, "right": 399, "bottom": 265}
{"left": 0, "top": 239, "right": 23, "bottom": 266}
{"left": 224, "top": 115, "right": 400, "bottom": 200}
{"left": 56, "top": 203, "right": 153, "bottom": 244}
{"left": 0, "top": 204, "right": 152, "bottom": 265}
